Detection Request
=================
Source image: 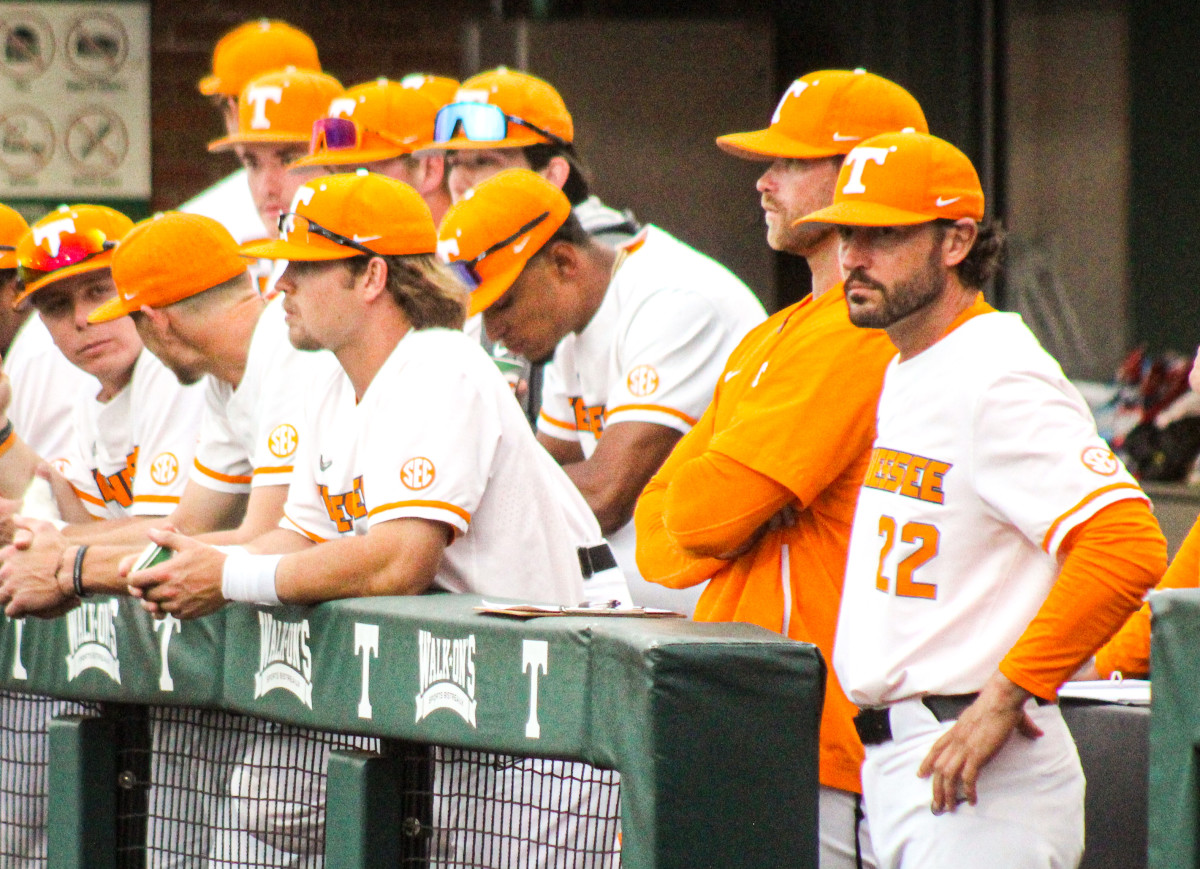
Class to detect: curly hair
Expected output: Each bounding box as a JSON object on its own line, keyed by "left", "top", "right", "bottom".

{"left": 938, "top": 217, "right": 1006, "bottom": 288}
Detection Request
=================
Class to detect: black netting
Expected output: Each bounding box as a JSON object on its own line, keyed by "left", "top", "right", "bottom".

{"left": 4, "top": 698, "right": 622, "bottom": 867}
{"left": 0, "top": 690, "right": 101, "bottom": 866}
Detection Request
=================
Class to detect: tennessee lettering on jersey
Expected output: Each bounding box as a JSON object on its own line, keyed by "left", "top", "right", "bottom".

{"left": 570, "top": 397, "right": 605, "bottom": 439}
{"left": 320, "top": 476, "right": 366, "bottom": 532}
{"left": 92, "top": 447, "right": 139, "bottom": 509}
{"left": 862, "top": 446, "right": 951, "bottom": 505}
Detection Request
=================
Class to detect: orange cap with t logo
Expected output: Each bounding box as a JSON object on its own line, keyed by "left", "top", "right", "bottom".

{"left": 717, "top": 69, "right": 927, "bottom": 160}
{"left": 436, "top": 168, "right": 572, "bottom": 316}
{"left": 14, "top": 204, "right": 132, "bottom": 305}
{"left": 209, "top": 67, "right": 344, "bottom": 152}
{"left": 427, "top": 67, "right": 574, "bottom": 151}
{"left": 796, "top": 130, "right": 984, "bottom": 226}
{"left": 0, "top": 204, "right": 29, "bottom": 270}
{"left": 240, "top": 170, "right": 437, "bottom": 262}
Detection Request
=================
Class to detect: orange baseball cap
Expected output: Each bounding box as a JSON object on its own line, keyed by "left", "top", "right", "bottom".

{"left": 717, "top": 69, "right": 927, "bottom": 160}
{"left": 399, "top": 73, "right": 461, "bottom": 108}
{"left": 0, "top": 204, "right": 29, "bottom": 270}
{"left": 89, "top": 213, "right": 248, "bottom": 324}
{"left": 241, "top": 170, "right": 437, "bottom": 262}
{"left": 427, "top": 67, "right": 574, "bottom": 151}
{"left": 796, "top": 131, "right": 984, "bottom": 227}
{"left": 14, "top": 204, "right": 133, "bottom": 306}
{"left": 290, "top": 79, "right": 441, "bottom": 168}
{"left": 199, "top": 19, "right": 320, "bottom": 97}
{"left": 209, "top": 68, "right": 344, "bottom": 152}
{"left": 436, "top": 168, "right": 572, "bottom": 316}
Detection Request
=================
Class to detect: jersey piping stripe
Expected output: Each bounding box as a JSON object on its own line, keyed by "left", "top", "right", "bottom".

{"left": 193, "top": 459, "right": 253, "bottom": 485}
{"left": 281, "top": 512, "right": 328, "bottom": 543}
{"left": 1041, "top": 482, "right": 1145, "bottom": 553}
{"left": 69, "top": 484, "right": 105, "bottom": 507}
{"left": 605, "top": 403, "right": 698, "bottom": 426}
{"left": 0, "top": 429, "right": 15, "bottom": 457}
{"left": 253, "top": 465, "right": 293, "bottom": 476}
{"left": 133, "top": 494, "right": 181, "bottom": 504}
{"left": 538, "top": 409, "right": 577, "bottom": 432}
{"left": 367, "top": 499, "right": 471, "bottom": 525}
{"left": 780, "top": 543, "right": 792, "bottom": 638}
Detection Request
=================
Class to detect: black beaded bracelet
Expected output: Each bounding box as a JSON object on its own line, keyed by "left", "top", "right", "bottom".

{"left": 73, "top": 545, "right": 90, "bottom": 599}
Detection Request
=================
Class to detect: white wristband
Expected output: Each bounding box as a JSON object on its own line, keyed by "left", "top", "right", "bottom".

{"left": 221, "top": 550, "right": 283, "bottom": 604}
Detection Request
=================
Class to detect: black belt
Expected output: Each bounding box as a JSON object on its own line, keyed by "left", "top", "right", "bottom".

{"left": 577, "top": 544, "right": 618, "bottom": 579}
{"left": 854, "top": 693, "right": 1053, "bottom": 746}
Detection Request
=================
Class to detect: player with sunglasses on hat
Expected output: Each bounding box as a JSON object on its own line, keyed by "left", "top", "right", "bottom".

{"left": 0, "top": 205, "right": 205, "bottom": 529}
{"left": 800, "top": 130, "right": 1164, "bottom": 868}
{"left": 182, "top": 19, "right": 323, "bottom": 246}
{"left": 428, "top": 67, "right": 639, "bottom": 245}
{"left": 439, "top": 168, "right": 763, "bottom": 611}
{"left": 292, "top": 74, "right": 458, "bottom": 225}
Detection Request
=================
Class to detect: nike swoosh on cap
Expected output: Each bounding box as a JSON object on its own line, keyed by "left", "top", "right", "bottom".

{"left": 512, "top": 237, "right": 531, "bottom": 254}
{"left": 724, "top": 369, "right": 741, "bottom": 382}
{"left": 832, "top": 132, "right": 861, "bottom": 142}
{"left": 936, "top": 196, "right": 961, "bottom": 207}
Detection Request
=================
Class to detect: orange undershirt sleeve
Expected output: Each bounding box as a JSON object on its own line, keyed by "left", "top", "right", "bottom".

{"left": 1094, "top": 512, "right": 1200, "bottom": 678}
{"left": 662, "top": 451, "right": 795, "bottom": 558}
{"left": 999, "top": 498, "right": 1167, "bottom": 700}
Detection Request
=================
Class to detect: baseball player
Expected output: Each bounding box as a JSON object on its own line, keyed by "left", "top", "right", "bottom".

{"left": 797, "top": 130, "right": 1165, "bottom": 868}
{"left": 634, "top": 69, "right": 927, "bottom": 869}
{"left": 427, "top": 67, "right": 639, "bottom": 243}
{"left": 0, "top": 205, "right": 204, "bottom": 523}
{"left": 439, "top": 168, "right": 764, "bottom": 611}
{"left": 0, "top": 203, "right": 95, "bottom": 475}
{"left": 291, "top": 75, "right": 458, "bottom": 224}
{"left": 181, "top": 19, "right": 322, "bottom": 244}
{"left": 119, "top": 172, "right": 619, "bottom": 866}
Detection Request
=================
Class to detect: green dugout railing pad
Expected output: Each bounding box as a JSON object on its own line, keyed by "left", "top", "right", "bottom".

{"left": 0, "top": 596, "right": 224, "bottom": 705}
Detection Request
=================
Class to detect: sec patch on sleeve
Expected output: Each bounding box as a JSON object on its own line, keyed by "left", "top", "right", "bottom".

{"left": 626, "top": 365, "right": 659, "bottom": 397}
{"left": 268, "top": 423, "right": 299, "bottom": 458}
{"left": 1081, "top": 445, "right": 1119, "bottom": 476}
{"left": 400, "top": 456, "right": 436, "bottom": 490}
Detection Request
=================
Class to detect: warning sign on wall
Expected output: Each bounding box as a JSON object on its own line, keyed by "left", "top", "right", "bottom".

{"left": 0, "top": 3, "right": 149, "bottom": 198}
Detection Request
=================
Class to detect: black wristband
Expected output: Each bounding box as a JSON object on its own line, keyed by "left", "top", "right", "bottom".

{"left": 73, "top": 545, "right": 90, "bottom": 599}
{"left": 0, "top": 418, "right": 13, "bottom": 444}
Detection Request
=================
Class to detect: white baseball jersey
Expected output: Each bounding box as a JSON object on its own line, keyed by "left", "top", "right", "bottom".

{"left": 191, "top": 296, "right": 338, "bottom": 495}
{"left": 61, "top": 349, "right": 205, "bottom": 519}
{"left": 5, "top": 315, "right": 96, "bottom": 464}
{"left": 833, "top": 310, "right": 1147, "bottom": 708}
{"left": 281, "top": 327, "right": 601, "bottom": 605}
{"left": 537, "top": 225, "right": 765, "bottom": 583}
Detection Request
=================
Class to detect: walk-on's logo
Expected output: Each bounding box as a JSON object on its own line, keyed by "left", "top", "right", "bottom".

{"left": 415, "top": 629, "right": 477, "bottom": 727}
{"left": 65, "top": 599, "right": 121, "bottom": 683}
{"left": 254, "top": 612, "right": 313, "bottom": 708}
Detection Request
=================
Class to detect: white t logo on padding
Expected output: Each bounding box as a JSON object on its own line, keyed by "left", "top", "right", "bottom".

{"left": 246, "top": 85, "right": 284, "bottom": 130}
{"left": 841, "top": 146, "right": 892, "bottom": 195}
{"left": 328, "top": 97, "right": 357, "bottom": 119}
{"left": 771, "top": 80, "right": 810, "bottom": 125}
{"left": 32, "top": 217, "right": 77, "bottom": 257}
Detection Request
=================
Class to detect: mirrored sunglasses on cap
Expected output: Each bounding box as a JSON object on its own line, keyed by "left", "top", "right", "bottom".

{"left": 310, "top": 117, "right": 416, "bottom": 153}
{"left": 434, "top": 102, "right": 569, "bottom": 149}
{"left": 18, "top": 227, "right": 115, "bottom": 286}
{"left": 277, "top": 211, "right": 379, "bottom": 256}
{"left": 447, "top": 210, "right": 549, "bottom": 291}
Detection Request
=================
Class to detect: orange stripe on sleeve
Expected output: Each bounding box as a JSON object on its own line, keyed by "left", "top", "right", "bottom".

{"left": 367, "top": 499, "right": 471, "bottom": 525}
{"left": 281, "top": 512, "right": 328, "bottom": 543}
{"left": 253, "top": 465, "right": 293, "bottom": 476}
{"left": 538, "top": 409, "right": 577, "bottom": 432}
{"left": 605, "top": 404, "right": 698, "bottom": 426}
{"left": 193, "top": 459, "right": 252, "bottom": 485}
{"left": 999, "top": 499, "right": 1166, "bottom": 699}
{"left": 69, "top": 484, "right": 105, "bottom": 507}
{"left": 1041, "top": 482, "right": 1146, "bottom": 552}
{"left": 0, "top": 429, "right": 16, "bottom": 457}
{"left": 132, "top": 495, "right": 181, "bottom": 505}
